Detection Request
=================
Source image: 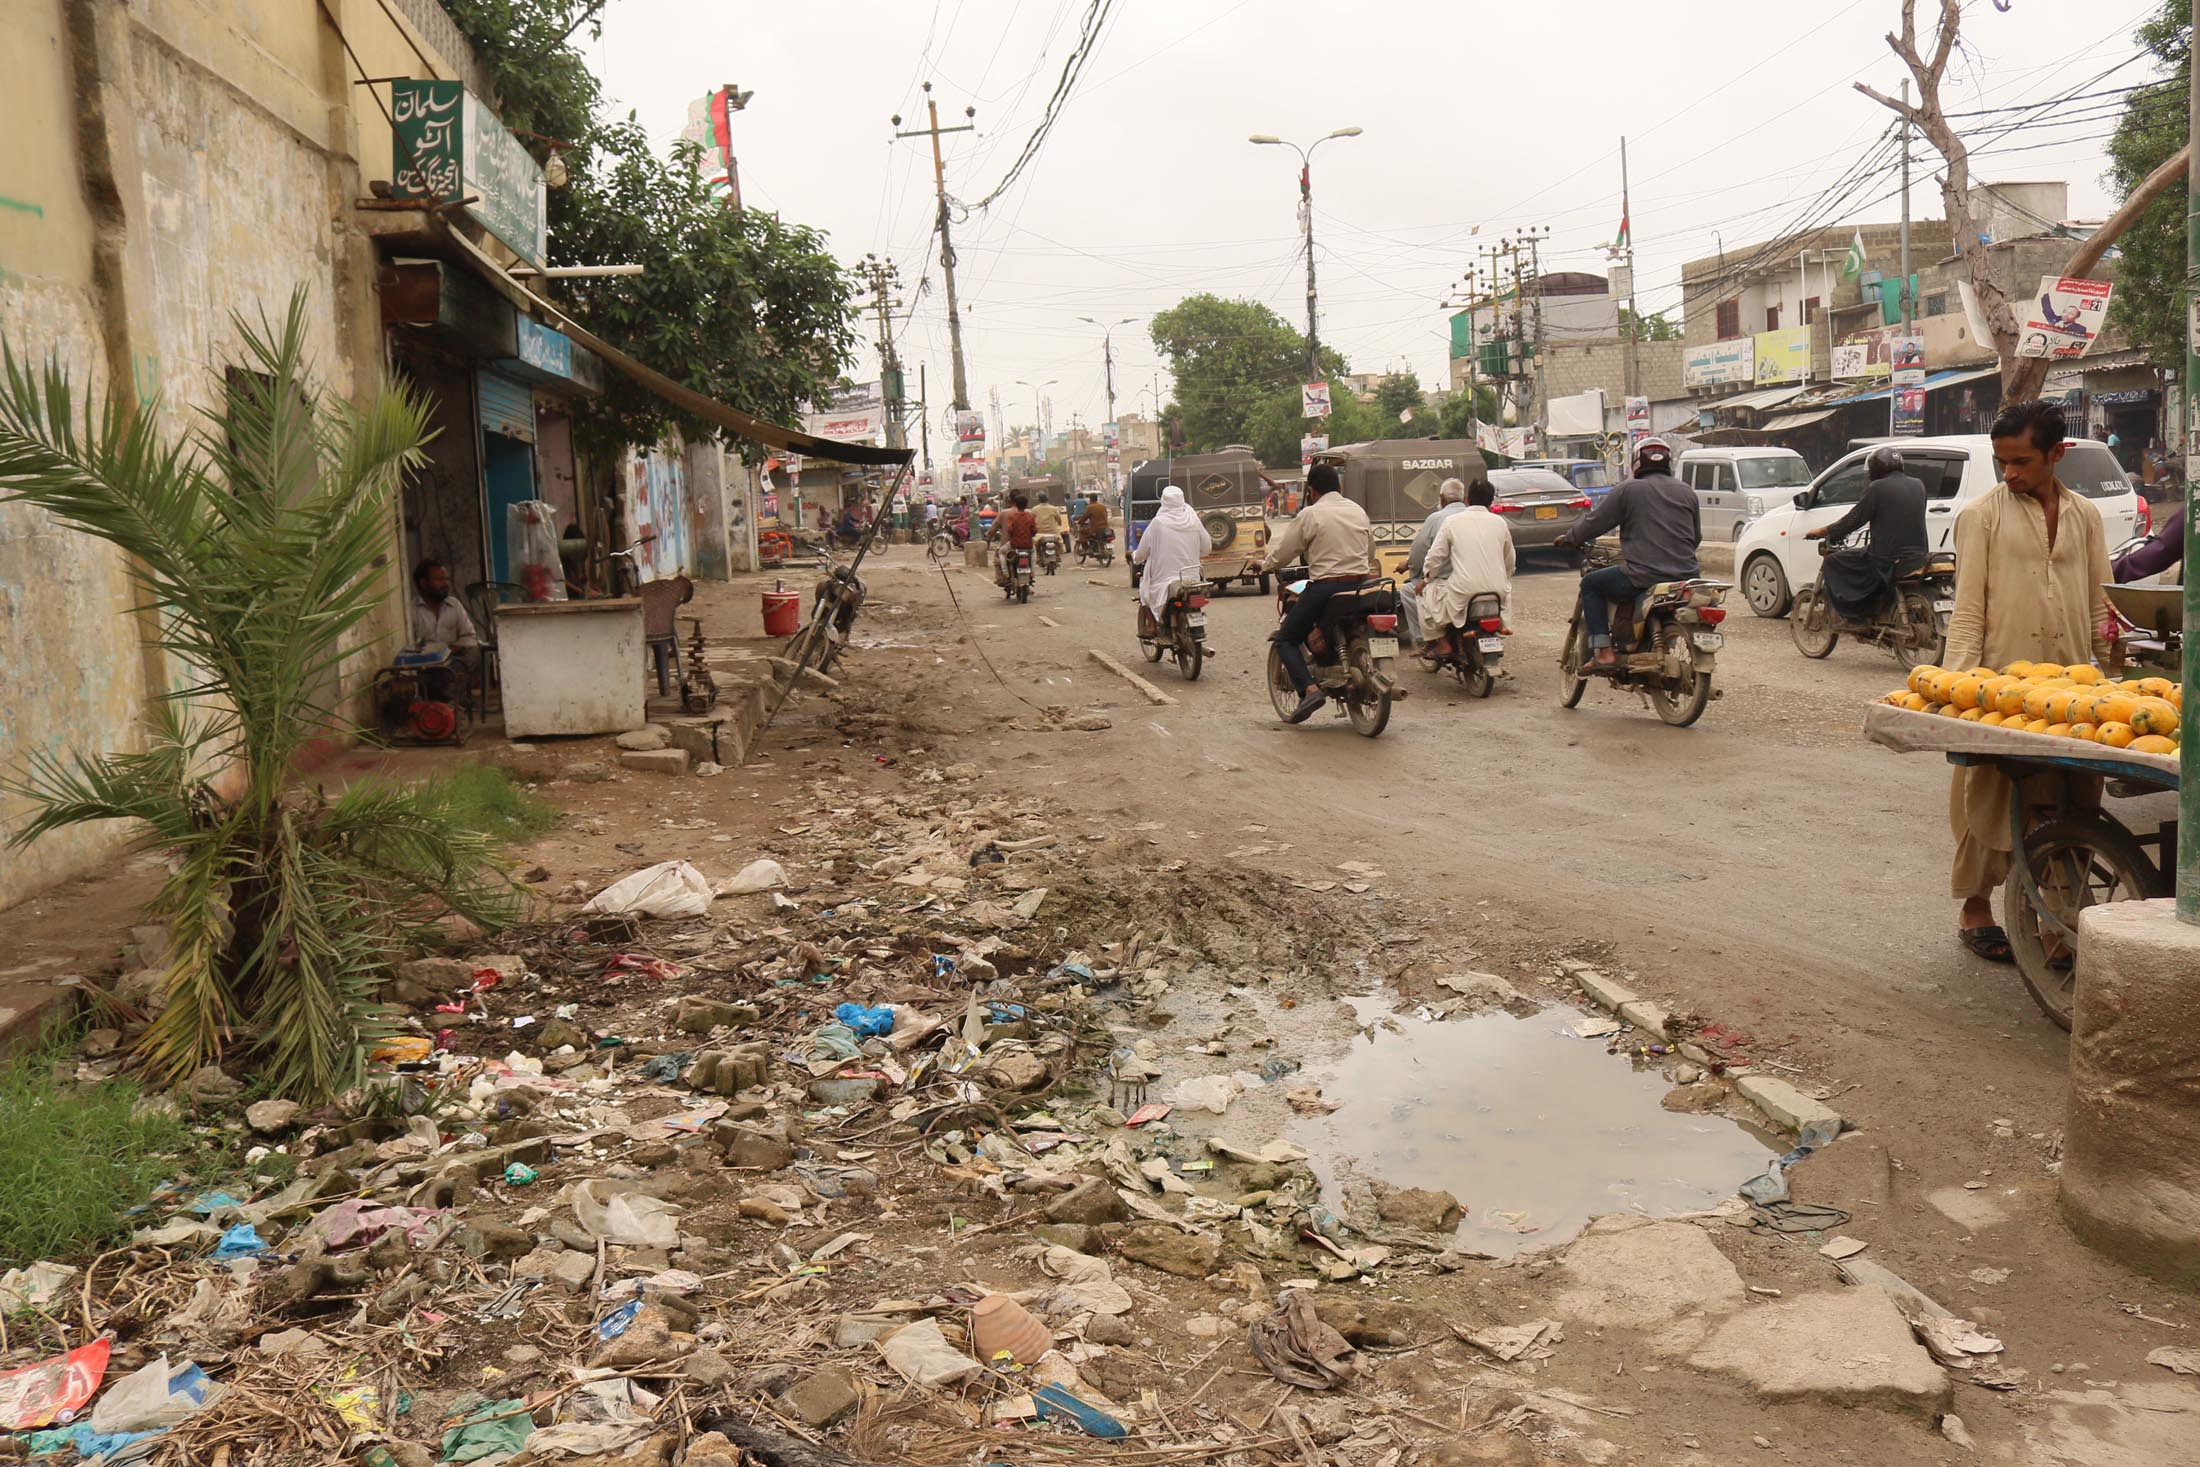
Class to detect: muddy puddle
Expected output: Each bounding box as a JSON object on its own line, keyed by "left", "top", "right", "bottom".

{"left": 1290, "top": 1001, "right": 1775, "bottom": 1258}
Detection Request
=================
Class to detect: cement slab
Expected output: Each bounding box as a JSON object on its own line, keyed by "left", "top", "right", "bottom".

{"left": 1554, "top": 1219, "right": 1744, "bottom": 1331}
{"left": 1688, "top": 1288, "right": 1948, "bottom": 1415}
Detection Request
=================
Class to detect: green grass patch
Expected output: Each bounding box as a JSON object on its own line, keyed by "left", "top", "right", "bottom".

{"left": 0, "top": 1029, "right": 189, "bottom": 1267}
{"left": 426, "top": 763, "right": 559, "bottom": 842}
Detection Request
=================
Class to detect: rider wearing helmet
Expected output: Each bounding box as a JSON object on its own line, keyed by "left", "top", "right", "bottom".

{"left": 1805, "top": 444, "right": 1929, "bottom": 618}
{"left": 1553, "top": 437, "right": 1702, "bottom": 669}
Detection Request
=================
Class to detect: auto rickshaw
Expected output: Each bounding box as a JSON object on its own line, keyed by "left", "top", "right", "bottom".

{"left": 1313, "top": 439, "right": 1492, "bottom": 582}
{"left": 1127, "top": 448, "right": 1282, "bottom": 594}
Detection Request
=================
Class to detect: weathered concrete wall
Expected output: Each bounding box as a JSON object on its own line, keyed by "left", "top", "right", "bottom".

{"left": 0, "top": 0, "right": 476, "bottom": 910}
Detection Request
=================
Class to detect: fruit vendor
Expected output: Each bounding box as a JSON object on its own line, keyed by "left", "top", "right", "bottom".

{"left": 1941, "top": 399, "right": 2116, "bottom": 964}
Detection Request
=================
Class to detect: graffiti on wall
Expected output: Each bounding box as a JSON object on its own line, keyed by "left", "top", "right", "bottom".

{"left": 623, "top": 448, "right": 689, "bottom": 582}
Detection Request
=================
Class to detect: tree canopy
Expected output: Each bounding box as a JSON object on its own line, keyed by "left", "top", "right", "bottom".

{"left": 2105, "top": 0, "right": 2189, "bottom": 370}
{"left": 442, "top": 0, "right": 859, "bottom": 457}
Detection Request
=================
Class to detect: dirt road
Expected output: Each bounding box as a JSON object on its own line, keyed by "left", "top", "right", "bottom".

{"left": 728, "top": 544, "right": 2194, "bottom": 1462}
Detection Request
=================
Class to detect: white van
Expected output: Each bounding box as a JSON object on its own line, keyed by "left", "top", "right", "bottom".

{"left": 1676, "top": 447, "right": 1813, "bottom": 541}
{"left": 1733, "top": 435, "right": 2141, "bottom": 618}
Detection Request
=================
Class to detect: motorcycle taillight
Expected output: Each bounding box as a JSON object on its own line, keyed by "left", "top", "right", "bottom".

{"left": 1188, "top": 596, "right": 1209, "bottom": 610}
{"left": 1365, "top": 614, "right": 1398, "bottom": 632}
{"left": 1699, "top": 606, "right": 1727, "bottom": 625}
{"left": 1478, "top": 617, "right": 1503, "bottom": 633}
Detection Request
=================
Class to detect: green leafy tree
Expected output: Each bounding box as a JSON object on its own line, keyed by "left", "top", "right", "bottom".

{"left": 1372, "top": 373, "right": 1426, "bottom": 425}
{"left": 443, "top": 0, "right": 859, "bottom": 456}
{"left": 1439, "top": 384, "right": 1502, "bottom": 439}
{"left": 0, "top": 295, "right": 519, "bottom": 1099}
{"left": 1148, "top": 295, "right": 1345, "bottom": 454}
{"left": 1618, "top": 306, "right": 1682, "bottom": 342}
{"left": 2106, "top": 1, "right": 2189, "bottom": 369}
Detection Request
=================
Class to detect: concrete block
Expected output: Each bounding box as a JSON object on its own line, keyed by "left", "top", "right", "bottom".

{"left": 2061, "top": 898, "right": 2200, "bottom": 1285}
{"left": 1618, "top": 1000, "right": 1672, "bottom": 1039}
{"left": 1735, "top": 1074, "right": 1843, "bottom": 1137}
{"left": 1676, "top": 1039, "right": 1750, "bottom": 1074}
{"left": 618, "top": 748, "right": 691, "bottom": 775}
{"left": 615, "top": 724, "right": 670, "bottom": 752}
{"left": 778, "top": 1367, "right": 860, "bottom": 1428}
{"left": 1688, "top": 1288, "right": 1948, "bottom": 1414}
{"left": 1570, "top": 967, "right": 1640, "bottom": 1014}
{"left": 665, "top": 715, "right": 729, "bottom": 764}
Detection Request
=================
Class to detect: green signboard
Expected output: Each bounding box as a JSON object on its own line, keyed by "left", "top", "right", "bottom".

{"left": 390, "top": 80, "right": 546, "bottom": 268}
{"left": 1449, "top": 310, "right": 1474, "bottom": 360}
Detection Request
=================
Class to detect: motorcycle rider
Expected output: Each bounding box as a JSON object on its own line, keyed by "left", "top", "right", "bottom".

{"left": 1031, "top": 491, "right": 1069, "bottom": 565}
{"left": 1417, "top": 479, "right": 1515, "bottom": 661}
{"left": 1077, "top": 495, "right": 1112, "bottom": 557}
{"left": 1553, "top": 437, "right": 1701, "bottom": 670}
{"left": 1259, "top": 461, "right": 1379, "bottom": 722}
{"left": 989, "top": 490, "right": 1037, "bottom": 588}
{"left": 1131, "top": 485, "right": 1212, "bottom": 637}
{"left": 1400, "top": 478, "right": 1469, "bottom": 655}
{"left": 1804, "top": 444, "right": 1929, "bottom": 618}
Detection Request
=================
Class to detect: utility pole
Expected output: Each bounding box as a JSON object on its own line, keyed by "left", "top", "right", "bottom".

{"left": 918, "top": 364, "right": 931, "bottom": 474}
{"left": 893, "top": 84, "right": 976, "bottom": 411}
{"left": 1899, "top": 79, "right": 1914, "bottom": 333}
{"left": 1507, "top": 228, "right": 1551, "bottom": 453}
{"left": 2180, "top": 50, "right": 2199, "bottom": 922}
{"left": 1249, "top": 128, "right": 1362, "bottom": 381}
{"left": 1620, "top": 136, "right": 1641, "bottom": 401}
{"left": 859, "top": 253, "right": 905, "bottom": 450}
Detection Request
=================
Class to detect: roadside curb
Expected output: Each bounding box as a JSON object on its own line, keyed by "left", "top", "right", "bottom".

{"left": 1556, "top": 959, "right": 1847, "bottom": 1140}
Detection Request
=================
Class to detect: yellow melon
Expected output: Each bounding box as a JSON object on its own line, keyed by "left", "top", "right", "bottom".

{"left": 2022, "top": 686, "right": 2061, "bottom": 721}
{"left": 2136, "top": 676, "right": 2176, "bottom": 699}
{"left": 2095, "top": 722, "right": 2136, "bottom": 748}
{"left": 1959, "top": 707, "right": 1985, "bottom": 722}
{"left": 1907, "top": 665, "right": 1945, "bottom": 697}
{"left": 2131, "top": 734, "right": 2178, "bottom": 756}
{"left": 1901, "top": 692, "right": 1930, "bottom": 712}
{"left": 1994, "top": 681, "right": 2035, "bottom": 718}
{"left": 1978, "top": 711, "right": 2007, "bottom": 727}
{"left": 2043, "top": 722, "right": 2073, "bottom": 738}
{"left": 2094, "top": 694, "right": 2142, "bottom": 726}
{"left": 1949, "top": 676, "right": 1984, "bottom": 711}
{"left": 1938, "top": 702, "right": 1964, "bottom": 717}
{"left": 2003, "top": 660, "right": 2037, "bottom": 678}
{"left": 2022, "top": 717, "right": 2052, "bottom": 734}
{"left": 2066, "top": 693, "right": 2101, "bottom": 727}
{"left": 2130, "top": 700, "right": 2180, "bottom": 739}
{"left": 2066, "top": 664, "right": 2104, "bottom": 685}
{"left": 2030, "top": 663, "right": 2068, "bottom": 679}
{"left": 2068, "top": 723, "right": 2098, "bottom": 741}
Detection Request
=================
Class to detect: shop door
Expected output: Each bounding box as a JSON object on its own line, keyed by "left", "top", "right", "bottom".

{"left": 483, "top": 433, "right": 538, "bottom": 586}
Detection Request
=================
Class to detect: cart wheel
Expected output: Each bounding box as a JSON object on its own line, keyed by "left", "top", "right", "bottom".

{"left": 2002, "top": 814, "right": 2166, "bottom": 1032}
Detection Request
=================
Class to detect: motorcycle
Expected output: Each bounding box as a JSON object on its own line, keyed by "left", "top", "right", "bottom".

{"left": 1076, "top": 527, "right": 1117, "bottom": 568}
{"left": 1139, "top": 579, "right": 1212, "bottom": 681}
{"left": 1789, "top": 537, "right": 1953, "bottom": 670}
{"left": 802, "top": 556, "right": 867, "bottom": 676}
{"left": 1265, "top": 572, "right": 1403, "bottom": 737}
{"left": 1558, "top": 544, "right": 1728, "bottom": 727}
{"left": 1000, "top": 546, "right": 1035, "bottom": 604}
{"left": 1038, "top": 534, "right": 1064, "bottom": 576}
{"left": 1423, "top": 591, "right": 1508, "bottom": 698}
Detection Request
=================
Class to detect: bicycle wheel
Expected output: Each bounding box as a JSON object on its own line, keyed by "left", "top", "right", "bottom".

{"left": 2003, "top": 814, "right": 2165, "bottom": 1032}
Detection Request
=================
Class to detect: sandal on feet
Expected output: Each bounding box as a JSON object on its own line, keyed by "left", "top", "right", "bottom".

{"left": 1958, "top": 925, "right": 2014, "bottom": 963}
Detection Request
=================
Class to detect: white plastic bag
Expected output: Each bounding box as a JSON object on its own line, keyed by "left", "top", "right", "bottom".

{"left": 878, "top": 1317, "right": 980, "bottom": 1388}
{"left": 569, "top": 1180, "right": 681, "bottom": 1248}
{"left": 716, "top": 858, "right": 787, "bottom": 895}
{"left": 1169, "top": 1074, "right": 1243, "bottom": 1114}
{"left": 582, "top": 861, "right": 713, "bottom": 919}
{"left": 88, "top": 1356, "right": 217, "bottom": 1433}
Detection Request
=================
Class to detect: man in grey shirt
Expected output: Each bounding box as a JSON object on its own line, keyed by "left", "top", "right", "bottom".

{"left": 1553, "top": 438, "right": 1700, "bottom": 669}
{"left": 1399, "top": 478, "right": 1467, "bottom": 651}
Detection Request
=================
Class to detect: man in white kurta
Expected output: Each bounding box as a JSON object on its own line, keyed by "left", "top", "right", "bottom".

{"left": 1131, "top": 485, "right": 1212, "bottom": 632}
{"left": 1416, "top": 480, "right": 1515, "bottom": 660}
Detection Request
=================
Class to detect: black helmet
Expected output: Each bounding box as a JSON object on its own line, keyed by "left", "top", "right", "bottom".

{"left": 1632, "top": 437, "right": 1675, "bottom": 476}
{"left": 1867, "top": 445, "right": 1904, "bottom": 480}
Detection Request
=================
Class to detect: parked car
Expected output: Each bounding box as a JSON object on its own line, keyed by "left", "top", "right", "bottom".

{"left": 1677, "top": 447, "right": 1813, "bottom": 542}
{"left": 1488, "top": 468, "right": 1592, "bottom": 556}
{"left": 1733, "top": 436, "right": 2140, "bottom": 618}
{"left": 1512, "top": 457, "right": 1616, "bottom": 500}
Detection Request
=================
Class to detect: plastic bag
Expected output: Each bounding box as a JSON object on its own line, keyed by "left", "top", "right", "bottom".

{"left": 88, "top": 1356, "right": 217, "bottom": 1434}
{"left": 1169, "top": 1075, "right": 1243, "bottom": 1115}
{"left": 877, "top": 1317, "right": 980, "bottom": 1388}
{"left": 570, "top": 1180, "right": 680, "bottom": 1248}
{"left": 0, "top": 1339, "right": 111, "bottom": 1430}
{"left": 507, "top": 500, "right": 568, "bottom": 602}
{"left": 835, "top": 1002, "right": 896, "bottom": 1038}
{"left": 583, "top": 862, "right": 713, "bottom": 919}
{"left": 717, "top": 859, "right": 787, "bottom": 895}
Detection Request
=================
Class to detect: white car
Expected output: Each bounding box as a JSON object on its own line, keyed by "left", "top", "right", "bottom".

{"left": 1677, "top": 447, "right": 1813, "bottom": 542}
{"left": 1733, "top": 435, "right": 2140, "bottom": 618}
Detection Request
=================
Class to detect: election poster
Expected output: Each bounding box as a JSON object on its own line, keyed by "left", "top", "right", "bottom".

{"left": 2016, "top": 277, "right": 2113, "bottom": 360}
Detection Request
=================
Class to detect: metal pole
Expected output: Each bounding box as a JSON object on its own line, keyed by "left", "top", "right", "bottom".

{"left": 2179, "top": 50, "right": 2199, "bottom": 923}
{"left": 1621, "top": 136, "right": 1640, "bottom": 400}
{"left": 918, "top": 364, "right": 931, "bottom": 473}
{"left": 894, "top": 86, "right": 977, "bottom": 412}
{"left": 1900, "top": 79, "right": 1914, "bottom": 333}
{"left": 1797, "top": 250, "right": 1810, "bottom": 387}
{"left": 1302, "top": 151, "right": 1321, "bottom": 381}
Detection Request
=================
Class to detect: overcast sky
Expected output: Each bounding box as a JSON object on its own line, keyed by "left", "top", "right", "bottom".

{"left": 583, "top": 0, "right": 2160, "bottom": 441}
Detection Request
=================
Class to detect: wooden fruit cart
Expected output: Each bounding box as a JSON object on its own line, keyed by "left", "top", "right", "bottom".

{"left": 1864, "top": 702, "right": 2180, "bottom": 1030}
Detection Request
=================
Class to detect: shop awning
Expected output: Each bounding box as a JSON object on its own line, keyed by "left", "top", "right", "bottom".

{"left": 1823, "top": 365, "right": 2000, "bottom": 407}
{"left": 1716, "top": 385, "right": 1808, "bottom": 413}
{"left": 443, "top": 227, "right": 912, "bottom": 467}
{"left": 1761, "top": 408, "right": 1837, "bottom": 433}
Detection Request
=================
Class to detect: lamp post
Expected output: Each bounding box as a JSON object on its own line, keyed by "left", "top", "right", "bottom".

{"left": 1080, "top": 316, "right": 1136, "bottom": 494}
{"left": 1015, "top": 378, "right": 1056, "bottom": 477}
{"left": 1249, "top": 127, "right": 1363, "bottom": 380}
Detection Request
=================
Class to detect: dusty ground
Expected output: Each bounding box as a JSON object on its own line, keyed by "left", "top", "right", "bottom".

{"left": 4, "top": 543, "right": 2194, "bottom": 1466}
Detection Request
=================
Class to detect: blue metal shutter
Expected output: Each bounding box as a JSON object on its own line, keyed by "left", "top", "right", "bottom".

{"left": 478, "top": 370, "right": 536, "bottom": 442}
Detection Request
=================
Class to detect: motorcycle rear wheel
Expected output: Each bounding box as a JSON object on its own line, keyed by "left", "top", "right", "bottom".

{"left": 1140, "top": 631, "right": 1165, "bottom": 663}
{"left": 1559, "top": 624, "right": 1589, "bottom": 709}
{"left": 1790, "top": 588, "right": 1838, "bottom": 659}
{"left": 1459, "top": 656, "right": 1495, "bottom": 698}
{"left": 1893, "top": 593, "right": 1945, "bottom": 671}
{"left": 1177, "top": 632, "right": 1203, "bottom": 681}
{"left": 1017, "top": 583, "right": 1031, "bottom": 604}
{"left": 1649, "top": 624, "right": 1712, "bottom": 727}
{"left": 1347, "top": 653, "right": 1393, "bottom": 737}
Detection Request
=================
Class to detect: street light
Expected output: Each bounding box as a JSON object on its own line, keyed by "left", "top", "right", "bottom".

{"left": 1014, "top": 378, "right": 1057, "bottom": 468}
{"left": 1077, "top": 314, "right": 1138, "bottom": 449}
{"left": 1249, "top": 127, "right": 1363, "bottom": 379}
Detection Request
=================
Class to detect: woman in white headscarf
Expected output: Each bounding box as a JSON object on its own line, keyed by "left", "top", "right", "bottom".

{"left": 1131, "top": 485, "right": 1212, "bottom": 629}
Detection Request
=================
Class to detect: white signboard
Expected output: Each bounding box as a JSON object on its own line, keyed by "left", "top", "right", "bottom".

{"left": 1682, "top": 338, "right": 1754, "bottom": 388}
{"left": 801, "top": 406, "right": 885, "bottom": 443}
{"left": 1302, "top": 381, "right": 1333, "bottom": 418}
{"left": 2016, "top": 276, "right": 2114, "bottom": 360}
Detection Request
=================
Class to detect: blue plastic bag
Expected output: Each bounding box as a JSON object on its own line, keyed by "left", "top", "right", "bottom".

{"left": 212, "top": 1223, "right": 267, "bottom": 1260}
{"left": 833, "top": 1002, "right": 895, "bottom": 1038}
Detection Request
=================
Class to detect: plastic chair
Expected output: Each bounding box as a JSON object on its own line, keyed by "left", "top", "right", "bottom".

{"left": 461, "top": 580, "right": 523, "bottom": 711}
{"left": 637, "top": 575, "right": 695, "bottom": 695}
